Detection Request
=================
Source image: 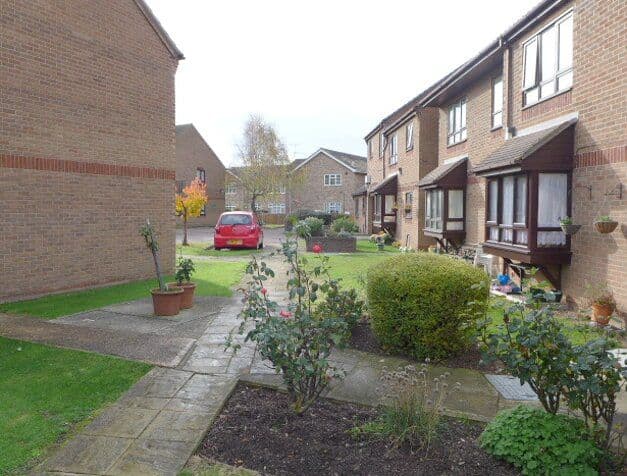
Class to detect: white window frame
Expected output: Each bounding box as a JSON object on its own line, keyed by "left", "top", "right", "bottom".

{"left": 324, "top": 173, "right": 342, "bottom": 186}
{"left": 196, "top": 168, "right": 206, "bottom": 183}
{"left": 522, "top": 10, "right": 574, "bottom": 106}
{"left": 492, "top": 76, "right": 503, "bottom": 129}
{"left": 326, "top": 202, "right": 342, "bottom": 213}
{"left": 379, "top": 133, "right": 386, "bottom": 157}
{"left": 404, "top": 191, "right": 413, "bottom": 217}
{"left": 268, "top": 203, "right": 286, "bottom": 214}
{"left": 389, "top": 134, "right": 398, "bottom": 164}
{"left": 447, "top": 98, "right": 467, "bottom": 146}
{"left": 406, "top": 122, "right": 414, "bottom": 150}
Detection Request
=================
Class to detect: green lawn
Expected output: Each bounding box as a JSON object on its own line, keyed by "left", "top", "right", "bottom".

{"left": 177, "top": 243, "right": 261, "bottom": 257}
{"left": 0, "top": 260, "right": 246, "bottom": 319}
{"left": 0, "top": 337, "right": 151, "bottom": 474}
{"left": 303, "top": 239, "right": 399, "bottom": 297}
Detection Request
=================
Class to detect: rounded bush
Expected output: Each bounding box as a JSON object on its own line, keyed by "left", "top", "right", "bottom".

{"left": 331, "top": 216, "right": 359, "bottom": 234}
{"left": 366, "top": 253, "right": 488, "bottom": 359}
{"left": 480, "top": 405, "right": 600, "bottom": 475}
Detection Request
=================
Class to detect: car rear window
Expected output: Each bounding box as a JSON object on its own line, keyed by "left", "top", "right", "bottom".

{"left": 220, "top": 214, "right": 252, "bottom": 225}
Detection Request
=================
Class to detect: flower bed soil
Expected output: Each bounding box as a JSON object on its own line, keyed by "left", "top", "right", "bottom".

{"left": 350, "top": 321, "right": 504, "bottom": 373}
{"left": 197, "top": 384, "right": 517, "bottom": 476}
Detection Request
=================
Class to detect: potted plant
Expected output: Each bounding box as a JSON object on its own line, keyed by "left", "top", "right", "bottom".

{"left": 585, "top": 283, "right": 616, "bottom": 325}
{"left": 594, "top": 215, "right": 618, "bottom": 234}
{"left": 559, "top": 216, "right": 581, "bottom": 235}
{"left": 140, "top": 219, "right": 183, "bottom": 316}
{"left": 170, "top": 258, "right": 196, "bottom": 309}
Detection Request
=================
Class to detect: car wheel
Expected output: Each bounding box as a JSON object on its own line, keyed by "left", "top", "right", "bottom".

{"left": 259, "top": 241, "right": 264, "bottom": 249}
{"left": 214, "top": 247, "right": 221, "bottom": 251}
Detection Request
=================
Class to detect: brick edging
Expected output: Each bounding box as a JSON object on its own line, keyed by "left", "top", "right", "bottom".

{"left": 574, "top": 145, "right": 627, "bottom": 168}
{"left": 0, "top": 154, "right": 175, "bottom": 180}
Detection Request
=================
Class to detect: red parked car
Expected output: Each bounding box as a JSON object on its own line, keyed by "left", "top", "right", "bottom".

{"left": 214, "top": 212, "right": 264, "bottom": 250}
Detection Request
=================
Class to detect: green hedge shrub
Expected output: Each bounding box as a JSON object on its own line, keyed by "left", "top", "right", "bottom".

{"left": 480, "top": 405, "right": 600, "bottom": 475}
{"left": 331, "top": 216, "right": 359, "bottom": 234}
{"left": 366, "top": 253, "right": 488, "bottom": 359}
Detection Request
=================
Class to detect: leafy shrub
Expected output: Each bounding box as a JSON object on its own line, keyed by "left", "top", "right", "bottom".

{"left": 367, "top": 253, "right": 488, "bottom": 359}
{"left": 331, "top": 216, "right": 359, "bottom": 234}
{"left": 479, "top": 300, "right": 624, "bottom": 453}
{"left": 352, "top": 363, "right": 460, "bottom": 451}
{"left": 293, "top": 216, "right": 324, "bottom": 238}
{"left": 229, "top": 238, "right": 363, "bottom": 414}
{"left": 480, "top": 405, "right": 600, "bottom": 476}
{"left": 292, "top": 209, "right": 337, "bottom": 225}
{"left": 175, "top": 257, "right": 195, "bottom": 284}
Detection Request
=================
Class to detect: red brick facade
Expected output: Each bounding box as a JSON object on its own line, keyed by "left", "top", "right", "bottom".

{"left": 0, "top": 0, "right": 181, "bottom": 302}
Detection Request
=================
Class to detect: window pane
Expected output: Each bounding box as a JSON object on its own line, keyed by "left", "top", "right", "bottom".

{"left": 489, "top": 227, "right": 499, "bottom": 241}
{"left": 538, "top": 231, "right": 566, "bottom": 247}
{"left": 523, "top": 39, "right": 538, "bottom": 89}
{"left": 558, "top": 15, "right": 573, "bottom": 70}
{"left": 492, "top": 111, "right": 503, "bottom": 128}
{"left": 540, "top": 79, "right": 556, "bottom": 98}
{"left": 502, "top": 176, "right": 514, "bottom": 225}
{"left": 447, "top": 221, "right": 463, "bottom": 230}
{"left": 541, "top": 25, "right": 558, "bottom": 81}
{"left": 516, "top": 230, "right": 528, "bottom": 245}
{"left": 538, "top": 173, "right": 567, "bottom": 227}
{"left": 525, "top": 87, "right": 539, "bottom": 104}
{"left": 488, "top": 180, "right": 498, "bottom": 221}
{"left": 558, "top": 70, "right": 573, "bottom": 91}
{"left": 455, "top": 104, "right": 462, "bottom": 131}
{"left": 448, "top": 108, "right": 455, "bottom": 134}
{"left": 460, "top": 100, "right": 466, "bottom": 128}
{"left": 515, "top": 176, "right": 527, "bottom": 223}
{"left": 492, "top": 78, "right": 503, "bottom": 113}
{"left": 448, "top": 189, "right": 463, "bottom": 219}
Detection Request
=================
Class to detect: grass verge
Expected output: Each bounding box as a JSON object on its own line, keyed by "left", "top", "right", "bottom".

{"left": 177, "top": 243, "right": 262, "bottom": 257}
{"left": 0, "top": 260, "right": 246, "bottom": 319}
{"left": 0, "top": 337, "right": 151, "bottom": 474}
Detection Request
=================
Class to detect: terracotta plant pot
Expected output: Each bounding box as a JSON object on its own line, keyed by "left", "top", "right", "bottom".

{"left": 592, "top": 303, "right": 615, "bottom": 325}
{"left": 169, "top": 282, "right": 196, "bottom": 309}
{"left": 594, "top": 221, "right": 618, "bottom": 234}
{"left": 560, "top": 224, "right": 581, "bottom": 235}
{"left": 151, "top": 287, "right": 183, "bottom": 316}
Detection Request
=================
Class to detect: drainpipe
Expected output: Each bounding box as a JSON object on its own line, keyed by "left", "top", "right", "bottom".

{"left": 503, "top": 37, "right": 515, "bottom": 139}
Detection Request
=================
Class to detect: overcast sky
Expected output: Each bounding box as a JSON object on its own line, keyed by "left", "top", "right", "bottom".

{"left": 146, "top": 0, "right": 539, "bottom": 166}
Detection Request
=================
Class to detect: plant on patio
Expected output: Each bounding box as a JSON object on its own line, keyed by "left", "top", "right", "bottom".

{"left": 294, "top": 216, "right": 324, "bottom": 238}
{"left": 229, "top": 238, "right": 363, "bottom": 414}
{"left": 585, "top": 282, "right": 616, "bottom": 325}
{"left": 351, "top": 363, "right": 461, "bottom": 451}
{"left": 175, "top": 177, "right": 208, "bottom": 246}
{"left": 367, "top": 253, "right": 489, "bottom": 360}
{"left": 480, "top": 405, "right": 600, "bottom": 476}
{"left": 140, "top": 219, "right": 183, "bottom": 316}
{"left": 171, "top": 257, "right": 197, "bottom": 309}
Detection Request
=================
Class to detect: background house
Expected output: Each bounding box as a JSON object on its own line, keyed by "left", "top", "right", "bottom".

{"left": 176, "top": 124, "right": 226, "bottom": 225}
{"left": 0, "top": 0, "right": 182, "bottom": 302}
{"left": 225, "top": 148, "right": 366, "bottom": 221}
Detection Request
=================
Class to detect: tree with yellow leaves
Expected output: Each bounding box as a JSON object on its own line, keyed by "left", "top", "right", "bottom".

{"left": 176, "top": 178, "right": 208, "bottom": 246}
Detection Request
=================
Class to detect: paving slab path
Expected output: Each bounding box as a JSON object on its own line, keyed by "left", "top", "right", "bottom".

{"left": 36, "top": 255, "right": 292, "bottom": 476}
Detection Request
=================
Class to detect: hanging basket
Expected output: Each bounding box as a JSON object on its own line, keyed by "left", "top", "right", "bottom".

{"left": 560, "top": 224, "right": 581, "bottom": 235}
{"left": 594, "top": 220, "right": 618, "bottom": 234}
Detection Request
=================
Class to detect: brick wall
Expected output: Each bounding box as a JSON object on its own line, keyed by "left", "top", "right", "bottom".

{"left": 291, "top": 152, "right": 365, "bottom": 215}
{"left": 0, "top": 0, "right": 179, "bottom": 302}
{"left": 176, "top": 124, "right": 225, "bottom": 226}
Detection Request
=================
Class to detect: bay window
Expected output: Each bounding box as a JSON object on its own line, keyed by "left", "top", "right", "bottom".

{"left": 425, "top": 189, "right": 443, "bottom": 231}
{"left": 373, "top": 194, "right": 382, "bottom": 223}
{"left": 487, "top": 174, "right": 528, "bottom": 246}
{"left": 448, "top": 98, "right": 467, "bottom": 145}
{"left": 523, "top": 11, "right": 573, "bottom": 106}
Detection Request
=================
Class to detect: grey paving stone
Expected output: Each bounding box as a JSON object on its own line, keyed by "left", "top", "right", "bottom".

{"left": 107, "top": 439, "right": 192, "bottom": 476}
{"left": 44, "top": 435, "right": 131, "bottom": 474}
{"left": 115, "top": 395, "right": 170, "bottom": 411}
{"left": 82, "top": 405, "right": 159, "bottom": 438}
{"left": 126, "top": 368, "right": 192, "bottom": 399}
{"left": 101, "top": 296, "right": 228, "bottom": 320}
{"left": 139, "top": 410, "right": 210, "bottom": 442}
{"left": 486, "top": 374, "right": 538, "bottom": 400}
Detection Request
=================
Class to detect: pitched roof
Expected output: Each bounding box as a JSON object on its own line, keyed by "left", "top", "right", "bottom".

{"left": 473, "top": 119, "right": 577, "bottom": 174}
{"left": 226, "top": 158, "right": 304, "bottom": 180}
{"left": 292, "top": 148, "right": 367, "bottom": 174}
{"left": 352, "top": 185, "right": 367, "bottom": 197}
{"left": 176, "top": 123, "right": 224, "bottom": 168}
{"left": 371, "top": 173, "right": 398, "bottom": 195}
{"left": 418, "top": 158, "right": 468, "bottom": 188}
{"left": 133, "top": 0, "right": 184, "bottom": 60}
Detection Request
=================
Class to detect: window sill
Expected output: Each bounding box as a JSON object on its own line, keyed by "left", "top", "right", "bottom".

{"left": 447, "top": 139, "right": 467, "bottom": 149}
{"left": 406, "top": 146, "right": 414, "bottom": 152}
{"left": 522, "top": 87, "right": 572, "bottom": 111}
{"left": 490, "top": 125, "right": 503, "bottom": 132}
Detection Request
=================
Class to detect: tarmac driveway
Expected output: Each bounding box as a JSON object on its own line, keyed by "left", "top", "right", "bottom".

{"left": 176, "top": 226, "right": 286, "bottom": 248}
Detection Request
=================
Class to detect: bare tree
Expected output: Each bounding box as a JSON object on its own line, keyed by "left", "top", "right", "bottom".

{"left": 236, "top": 114, "right": 300, "bottom": 212}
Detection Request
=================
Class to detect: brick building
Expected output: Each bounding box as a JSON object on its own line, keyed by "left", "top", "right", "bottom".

{"left": 0, "top": 0, "right": 183, "bottom": 302}
{"left": 366, "top": 0, "right": 625, "bottom": 311}
{"left": 358, "top": 100, "right": 439, "bottom": 247}
{"left": 176, "top": 124, "right": 225, "bottom": 226}
{"left": 225, "top": 148, "right": 366, "bottom": 220}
